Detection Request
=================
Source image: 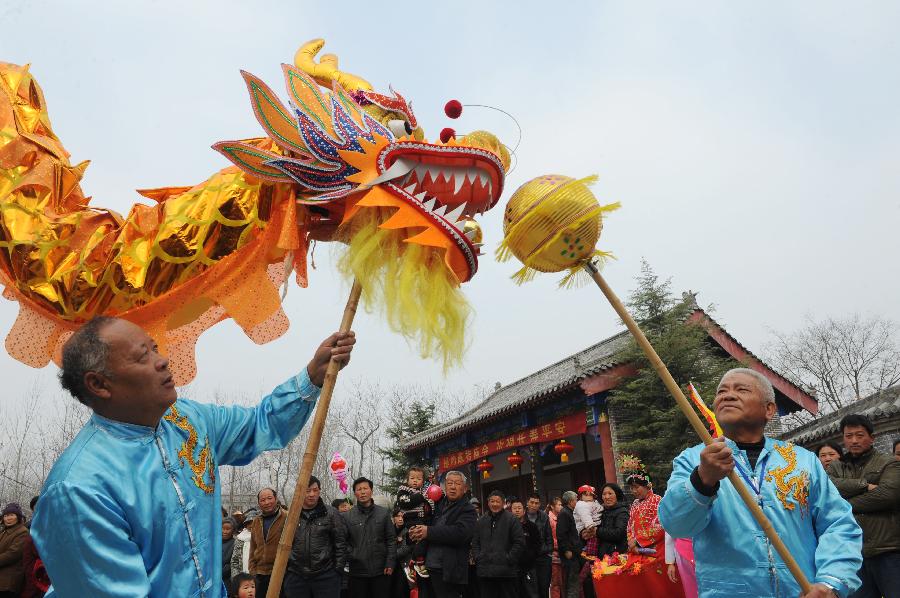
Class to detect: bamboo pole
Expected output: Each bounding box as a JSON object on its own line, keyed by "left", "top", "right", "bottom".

{"left": 582, "top": 261, "right": 811, "bottom": 593}
{"left": 266, "top": 280, "right": 363, "bottom": 597}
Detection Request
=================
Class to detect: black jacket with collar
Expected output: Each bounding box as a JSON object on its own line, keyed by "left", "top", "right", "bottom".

{"left": 555, "top": 505, "right": 582, "bottom": 559}
{"left": 472, "top": 510, "right": 524, "bottom": 578}
{"left": 424, "top": 496, "right": 477, "bottom": 585}
{"left": 527, "top": 509, "right": 554, "bottom": 557}
{"left": 342, "top": 501, "right": 398, "bottom": 577}
{"left": 288, "top": 498, "right": 349, "bottom": 577}
{"left": 596, "top": 502, "right": 628, "bottom": 556}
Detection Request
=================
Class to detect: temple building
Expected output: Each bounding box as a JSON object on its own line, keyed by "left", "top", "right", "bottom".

{"left": 402, "top": 301, "right": 818, "bottom": 503}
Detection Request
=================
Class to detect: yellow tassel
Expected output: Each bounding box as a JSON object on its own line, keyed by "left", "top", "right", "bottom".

{"left": 557, "top": 250, "right": 616, "bottom": 289}
{"left": 511, "top": 265, "right": 539, "bottom": 285}
{"left": 336, "top": 208, "right": 470, "bottom": 370}
{"left": 558, "top": 266, "right": 588, "bottom": 289}
{"left": 495, "top": 241, "right": 514, "bottom": 263}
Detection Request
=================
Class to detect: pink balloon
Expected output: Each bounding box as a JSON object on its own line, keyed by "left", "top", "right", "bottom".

{"left": 329, "top": 452, "right": 350, "bottom": 495}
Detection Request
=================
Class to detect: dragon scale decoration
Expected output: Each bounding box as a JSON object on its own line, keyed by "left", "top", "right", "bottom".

{"left": 0, "top": 39, "right": 509, "bottom": 383}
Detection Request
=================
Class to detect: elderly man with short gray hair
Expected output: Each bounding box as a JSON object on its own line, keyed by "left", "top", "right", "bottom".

{"left": 659, "top": 368, "right": 863, "bottom": 598}
{"left": 407, "top": 471, "right": 476, "bottom": 598}
{"left": 31, "top": 316, "right": 356, "bottom": 598}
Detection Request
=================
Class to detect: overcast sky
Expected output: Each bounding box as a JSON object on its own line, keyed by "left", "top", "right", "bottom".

{"left": 1, "top": 1, "right": 898, "bottom": 408}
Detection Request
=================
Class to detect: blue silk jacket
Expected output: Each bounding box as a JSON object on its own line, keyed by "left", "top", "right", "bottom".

{"left": 32, "top": 371, "right": 320, "bottom": 598}
{"left": 659, "top": 437, "right": 862, "bottom": 598}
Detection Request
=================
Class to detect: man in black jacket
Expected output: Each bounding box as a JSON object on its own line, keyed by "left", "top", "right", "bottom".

{"left": 555, "top": 491, "right": 582, "bottom": 598}
{"left": 510, "top": 497, "right": 541, "bottom": 598}
{"left": 343, "top": 476, "right": 397, "bottom": 598}
{"left": 408, "top": 470, "right": 476, "bottom": 598}
{"left": 525, "top": 493, "right": 553, "bottom": 597}
{"left": 284, "top": 475, "right": 349, "bottom": 598}
{"left": 472, "top": 490, "right": 524, "bottom": 598}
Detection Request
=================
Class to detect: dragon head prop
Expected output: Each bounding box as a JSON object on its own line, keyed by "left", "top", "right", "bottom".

{"left": 214, "top": 39, "right": 508, "bottom": 285}
{"left": 213, "top": 39, "right": 510, "bottom": 366}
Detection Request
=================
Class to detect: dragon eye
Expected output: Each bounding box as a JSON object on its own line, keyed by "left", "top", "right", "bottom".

{"left": 387, "top": 119, "right": 412, "bottom": 138}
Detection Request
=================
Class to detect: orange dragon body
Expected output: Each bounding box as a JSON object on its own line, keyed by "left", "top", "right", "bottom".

{"left": 0, "top": 40, "right": 508, "bottom": 383}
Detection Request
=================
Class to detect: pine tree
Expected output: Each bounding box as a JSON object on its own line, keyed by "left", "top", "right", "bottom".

{"left": 379, "top": 400, "right": 438, "bottom": 496}
{"left": 609, "top": 260, "right": 740, "bottom": 492}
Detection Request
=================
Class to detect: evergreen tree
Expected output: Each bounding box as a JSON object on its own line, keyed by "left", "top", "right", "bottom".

{"left": 379, "top": 400, "right": 438, "bottom": 496}
{"left": 609, "top": 260, "right": 741, "bottom": 492}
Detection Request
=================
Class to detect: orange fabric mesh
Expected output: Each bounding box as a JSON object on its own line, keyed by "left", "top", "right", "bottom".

{"left": 2, "top": 195, "right": 302, "bottom": 385}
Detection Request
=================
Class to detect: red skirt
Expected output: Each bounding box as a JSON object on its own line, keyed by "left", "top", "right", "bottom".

{"left": 592, "top": 550, "right": 685, "bottom": 598}
{"left": 593, "top": 566, "right": 685, "bottom": 597}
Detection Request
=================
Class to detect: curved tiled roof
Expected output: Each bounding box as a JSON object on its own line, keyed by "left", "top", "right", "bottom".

{"left": 404, "top": 303, "right": 818, "bottom": 451}
{"left": 779, "top": 385, "right": 900, "bottom": 445}
{"left": 403, "top": 331, "right": 632, "bottom": 449}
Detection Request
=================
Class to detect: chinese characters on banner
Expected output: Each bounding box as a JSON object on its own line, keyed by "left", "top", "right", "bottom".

{"left": 438, "top": 412, "right": 586, "bottom": 471}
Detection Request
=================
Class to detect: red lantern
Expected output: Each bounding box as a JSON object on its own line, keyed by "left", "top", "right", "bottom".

{"left": 507, "top": 451, "right": 524, "bottom": 469}
{"left": 554, "top": 439, "right": 575, "bottom": 463}
{"left": 477, "top": 459, "right": 494, "bottom": 479}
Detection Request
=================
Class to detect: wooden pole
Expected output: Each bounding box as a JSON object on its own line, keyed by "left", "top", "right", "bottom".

{"left": 582, "top": 261, "right": 811, "bottom": 593}
{"left": 266, "top": 280, "right": 363, "bottom": 597}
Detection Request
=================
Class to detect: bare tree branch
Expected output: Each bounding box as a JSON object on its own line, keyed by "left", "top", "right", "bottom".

{"left": 766, "top": 313, "right": 900, "bottom": 428}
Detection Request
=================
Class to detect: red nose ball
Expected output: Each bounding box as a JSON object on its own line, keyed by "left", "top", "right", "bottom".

{"left": 439, "top": 127, "right": 456, "bottom": 143}
{"left": 444, "top": 100, "right": 463, "bottom": 119}
{"left": 426, "top": 484, "right": 444, "bottom": 502}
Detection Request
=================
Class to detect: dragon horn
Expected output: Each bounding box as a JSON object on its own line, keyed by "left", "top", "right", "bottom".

{"left": 294, "top": 39, "right": 373, "bottom": 92}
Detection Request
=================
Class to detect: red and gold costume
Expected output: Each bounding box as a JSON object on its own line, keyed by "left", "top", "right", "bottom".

{"left": 627, "top": 491, "right": 664, "bottom": 551}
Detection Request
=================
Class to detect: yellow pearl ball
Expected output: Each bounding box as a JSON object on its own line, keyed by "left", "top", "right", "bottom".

{"left": 502, "top": 175, "right": 603, "bottom": 273}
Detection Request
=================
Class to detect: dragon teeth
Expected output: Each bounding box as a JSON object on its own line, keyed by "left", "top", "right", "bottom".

{"left": 367, "top": 157, "right": 416, "bottom": 187}
{"left": 404, "top": 162, "right": 494, "bottom": 206}
{"left": 464, "top": 229, "right": 477, "bottom": 240}
{"left": 433, "top": 204, "right": 448, "bottom": 217}
{"left": 415, "top": 191, "right": 428, "bottom": 201}
{"left": 422, "top": 198, "right": 437, "bottom": 211}
{"left": 453, "top": 172, "right": 466, "bottom": 195}
{"left": 445, "top": 203, "right": 466, "bottom": 224}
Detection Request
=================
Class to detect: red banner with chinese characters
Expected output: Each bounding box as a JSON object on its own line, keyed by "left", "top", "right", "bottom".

{"left": 438, "top": 412, "right": 586, "bottom": 471}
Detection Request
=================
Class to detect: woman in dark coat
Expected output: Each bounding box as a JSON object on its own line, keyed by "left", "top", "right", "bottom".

{"left": 595, "top": 483, "right": 629, "bottom": 556}
{"left": 0, "top": 503, "right": 28, "bottom": 598}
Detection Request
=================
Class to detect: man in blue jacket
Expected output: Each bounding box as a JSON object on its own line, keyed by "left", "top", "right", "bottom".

{"left": 31, "top": 316, "right": 355, "bottom": 598}
{"left": 659, "top": 368, "right": 862, "bottom": 598}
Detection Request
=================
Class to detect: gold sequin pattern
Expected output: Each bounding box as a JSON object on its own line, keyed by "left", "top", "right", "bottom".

{"left": 163, "top": 405, "right": 216, "bottom": 494}
{"left": 764, "top": 443, "right": 810, "bottom": 517}
{"left": 0, "top": 62, "right": 303, "bottom": 384}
